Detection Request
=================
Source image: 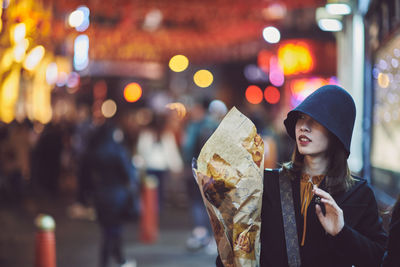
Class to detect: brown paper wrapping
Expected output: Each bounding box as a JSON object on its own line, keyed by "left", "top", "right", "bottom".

{"left": 193, "top": 107, "right": 264, "bottom": 267}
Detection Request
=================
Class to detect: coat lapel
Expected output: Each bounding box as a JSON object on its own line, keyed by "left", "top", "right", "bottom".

{"left": 334, "top": 177, "right": 365, "bottom": 206}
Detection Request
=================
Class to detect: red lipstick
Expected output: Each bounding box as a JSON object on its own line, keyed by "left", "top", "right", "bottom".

{"left": 298, "top": 135, "right": 311, "bottom": 146}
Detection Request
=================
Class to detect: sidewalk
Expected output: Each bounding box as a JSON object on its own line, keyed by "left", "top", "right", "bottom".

{"left": 0, "top": 195, "right": 216, "bottom": 267}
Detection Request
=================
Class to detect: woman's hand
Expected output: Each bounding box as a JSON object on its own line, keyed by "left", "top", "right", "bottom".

{"left": 313, "top": 185, "right": 344, "bottom": 236}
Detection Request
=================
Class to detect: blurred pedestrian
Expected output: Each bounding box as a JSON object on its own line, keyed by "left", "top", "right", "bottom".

{"left": 381, "top": 195, "right": 400, "bottom": 267}
{"left": 136, "top": 112, "right": 183, "bottom": 212}
{"left": 85, "top": 121, "right": 139, "bottom": 267}
{"left": 72, "top": 104, "right": 95, "bottom": 206}
{"left": 0, "top": 120, "right": 36, "bottom": 202}
{"left": 31, "top": 121, "right": 63, "bottom": 196}
{"left": 66, "top": 104, "right": 97, "bottom": 221}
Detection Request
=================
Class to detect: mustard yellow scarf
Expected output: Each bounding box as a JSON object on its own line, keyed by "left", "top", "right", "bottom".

{"left": 300, "top": 174, "right": 325, "bottom": 246}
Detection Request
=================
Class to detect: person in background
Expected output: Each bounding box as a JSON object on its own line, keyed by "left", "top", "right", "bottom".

{"left": 0, "top": 120, "right": 32, "bottom": 201}
{"left": 67, "top": 104, "right": 97, "bottom": 220}
{"left": 85, "top": 121, "right": 139, "bottom": 267}
{"left": 381, "top": 195, "right": 400, "bottom": 267}
{"left": 183, "top": 98, "right": 227, "bottom": 252}
{"left": 72, "top": 104, "right": 95, "bottom": 206}
{"left": 31, "top": 120, "right": 63, "bottom": 196}
{"left": 136, "top": 111, "right": 183, "bottom": 212}
{"left": 216, "top": 85, "right": 387, "bottom": 266}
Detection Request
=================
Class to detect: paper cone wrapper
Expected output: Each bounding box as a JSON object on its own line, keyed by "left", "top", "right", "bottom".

{"left": 193, "top": 107, "right": 264, "bottom": 267}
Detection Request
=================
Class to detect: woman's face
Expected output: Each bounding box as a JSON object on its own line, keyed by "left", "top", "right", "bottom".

{"left": 295, "top": 113, "right": 329, "bottom": 158}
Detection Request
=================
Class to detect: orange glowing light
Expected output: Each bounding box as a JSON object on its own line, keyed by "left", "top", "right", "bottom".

{"left": 124, "top": 82, "right": 142, "bottom": 102}
{"left": 278, "top": 42, "right": 314, "bottom": 75}
{"left": 264, "top": 86, "right": 280, "bottom": 104}
{"left": 245, "top": 85, "right": 263, "bottom": 104}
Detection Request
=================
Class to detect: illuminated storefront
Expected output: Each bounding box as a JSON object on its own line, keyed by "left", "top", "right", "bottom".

{"left": 365, "top": 0, "right": 400, "bottom": 199}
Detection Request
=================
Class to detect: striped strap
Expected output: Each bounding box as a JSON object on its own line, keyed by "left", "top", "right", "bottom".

{"left": 279, "top": 169, "right": 301, "bottom": 267}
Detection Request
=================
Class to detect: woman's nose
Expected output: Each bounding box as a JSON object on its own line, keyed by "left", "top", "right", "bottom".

{"left": 299, "top": 121, "right": 310, "bottom": 132}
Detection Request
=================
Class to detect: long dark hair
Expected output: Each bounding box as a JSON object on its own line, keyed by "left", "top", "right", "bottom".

{"left": 282, "top": 130, "right": 355, "bottom": 195}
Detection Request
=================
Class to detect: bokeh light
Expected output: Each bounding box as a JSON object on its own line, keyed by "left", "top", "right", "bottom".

{"left": 264, "top": 86, "right": 280, "bottom": 104}
{"left": 124, "top": 82, "right": 142, "bottom": 102}
{"left": 193, "top": 69, "right": 213, "bottom": 88}
{"left": 12, "top": 23, "right": 26, "bottom": 44}
{"left": 269, "top": 56, "right": 284, "bottom": 87}
{"left": 23, "top": 45, "right": 45, "bottom": 71}
{"left": 244, "top": 64, "right": 268, "bottom": 83}
{"left": 13, "top": 39, "right": 29, "bottom": 63}
{"left": 69, "top": 6, "right": 90, "bottom": 32}
{"left": 262, "top": 3, "right": 287, "bottom": 20}
{"left": 378, "top": 73, "right": 390, "bottom": 88}
{"left": 101, "top": 99, "right": 117, "bottom": 118}
{"left": 143, "top": 9, "right": 163, "bottom": 31}
{"left": 208, "top": 99, "right": 228, "bottom": 119}
{"left": 74, "top": 34, "right": 89, "bottom": 71}
{"left": 0, "top": 68, "right": 20, "bottom": 123}
{"left": 68, "top": 10, "right": 85, "bottom": 28}
{"left": 76, "top": 6, "right": 90, "bottom": 32}
{"left": 245, "top": 85, "right": 263, "bottom": 104}
{"left": 326, "top": 3, "right": 351, "bottom": 15}
{"left": 46, "top": 63, "right": 58, "bottom": 85}
{"left": 318, "top": 19, "right": 343, "bottom": 32}
{"left": 1, "top": 48, "right": 14, "bottom": 71}
{"left": 262, "top": 26, "right": 280, "bottom": 44}
{"left": 278, "top": 42, "right": 314, "bottom": 75}
{"left": 169, "top": 55, "right": 189, "bottom": 72}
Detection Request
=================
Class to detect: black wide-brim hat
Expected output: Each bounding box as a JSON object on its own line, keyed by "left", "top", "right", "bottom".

{"left": 284, "top": 85, "right": 356, "bottom": 157}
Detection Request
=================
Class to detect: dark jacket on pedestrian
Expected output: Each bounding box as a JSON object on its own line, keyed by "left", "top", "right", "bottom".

{"left": 381, "top": 196, "right": 400, "bottom": 267}
{"left": 217, "top": 169, "right": 387, "bottom": 267}
{"left": 86, "top": 124, "right": 139, "bottom": 226}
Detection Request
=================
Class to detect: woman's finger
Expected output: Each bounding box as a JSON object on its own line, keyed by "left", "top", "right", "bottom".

{"left": 320, "top": 198, "right": 338, "bottom": 208}
{"left": 313, "top": 186, "right": 333, "bottom": 200}
{"left": 315, "top": 204, "right": 324, "bottom": 218}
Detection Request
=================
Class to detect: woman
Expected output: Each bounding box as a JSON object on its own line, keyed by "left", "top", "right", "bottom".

{"left": 381, "top": 195, "right": 400, "bottom": 267}
{"left": 217, "top": 85, "right": 387, "bottom": 266}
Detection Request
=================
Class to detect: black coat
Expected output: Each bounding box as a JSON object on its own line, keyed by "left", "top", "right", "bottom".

{"left": 381, "top": 198, "right": 400, "bottom": 267}
{"left": 217, "top": 169, "right": 387, "bottom": 267}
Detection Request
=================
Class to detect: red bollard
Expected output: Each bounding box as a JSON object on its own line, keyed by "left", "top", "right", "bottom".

{"left": 34, "top": 214, "right": 56, "bottom": 267}
{"left": 140, "top": 175, "right": 159, "bottom": 243}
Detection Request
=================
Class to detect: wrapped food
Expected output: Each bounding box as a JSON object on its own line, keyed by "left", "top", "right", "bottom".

{"left": 192, "top": 107, "right": 264, "bottom": 267}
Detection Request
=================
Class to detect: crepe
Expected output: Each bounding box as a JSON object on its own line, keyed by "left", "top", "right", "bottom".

{"left": 193, "top": 107, "right": 264, "bottom": 267}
